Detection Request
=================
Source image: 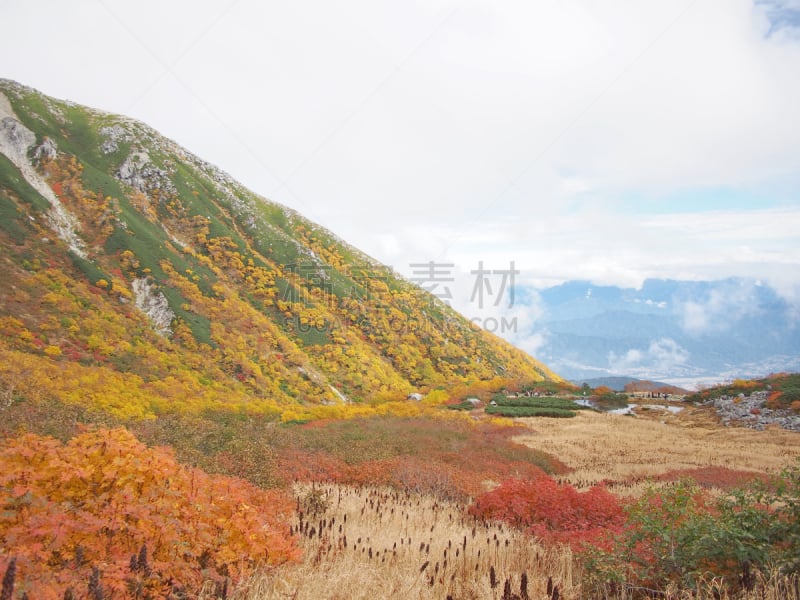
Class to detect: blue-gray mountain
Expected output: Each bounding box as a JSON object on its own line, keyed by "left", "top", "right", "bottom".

{"left": 526, "top": 278, "right": 800, "bottom": 387}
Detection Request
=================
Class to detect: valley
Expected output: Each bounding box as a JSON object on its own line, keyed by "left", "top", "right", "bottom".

{"left": 1, "top": 80, "right": 799, "bottom": 599}
{"left": 213, "top": 408, "right": 800, "bottom": 600}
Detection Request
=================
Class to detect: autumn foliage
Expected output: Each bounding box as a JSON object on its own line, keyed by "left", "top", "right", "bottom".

{"left": 272, "top": 417, "right": 567, "bottom": 500}
{"left": 0, "top": 135, "right": 562, "bottom": 422}
{"left": 0, "top": 428, "right": 298, "bottom": 598}
{"left": 689, "top": 373, "right": 800, "bottom": 413}
{"left": 139, "top": 415, "right": 564, "bottom": 501}
{"left": 468, "top": 476, "right": 624, "bottom": 549}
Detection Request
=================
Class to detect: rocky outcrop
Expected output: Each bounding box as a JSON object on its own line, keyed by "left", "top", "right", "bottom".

{"left": 32, "top": 136, "right": 57, "bottom": 162}
{"left": 132, "top": 278, "right": 175, "bottom": 337}
{"left": 709, "top": 391, "right": 800, "bottom": 432}
{"left": 0, "top": 114, "right": 35, "bottom": 151}
{"left": 99, "top": 124, "right": 128, "bottom": 154}
{"left": 328, "top": 385, "right": 351, "bottom": 404}
{"left": 116, "top": 150, "right": 176, "bottom": 196}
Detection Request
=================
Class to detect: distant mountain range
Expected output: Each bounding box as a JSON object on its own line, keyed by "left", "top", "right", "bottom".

{"left": 526, "top": 278, "right": 800, "bottom": 388}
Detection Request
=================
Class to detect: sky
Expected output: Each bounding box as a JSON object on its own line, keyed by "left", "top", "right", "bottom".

{"left": 2, "top": 0, "right": 800, "bottom": 337}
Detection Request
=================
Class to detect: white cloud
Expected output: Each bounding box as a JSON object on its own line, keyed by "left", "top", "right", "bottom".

{"left": 400, "top": 261, "right": 547, "bottom": 348}
{"left": 608, "top": 338, "right": 690, "bottom": 375}
{"left": 512, "top": 330, "right": 549, "bottom": 358}
{"left": 355, "top": 207, "right": 800, "bottom": 303}
{"left": 0, "top": 0, "right": 798, "bottom": 297}
{"left": 676, "top": 280, "right": 765, "bottom": 334}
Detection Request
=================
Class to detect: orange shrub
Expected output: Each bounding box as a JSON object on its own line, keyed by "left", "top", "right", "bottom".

{"left": 0, "top": 428, "right": 298, "bottom": 598}
{"left": 766, "top": 390, "right": 784, "bottom": 408}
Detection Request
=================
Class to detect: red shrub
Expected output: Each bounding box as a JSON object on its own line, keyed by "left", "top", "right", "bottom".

{"left": 275, "top": 449, "right": 348, "bottom": 482}
{"left": 468, "top": 475, "right": 624, "bottom": 549}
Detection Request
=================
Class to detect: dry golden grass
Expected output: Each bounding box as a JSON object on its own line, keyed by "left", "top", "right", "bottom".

{"left": 514, "top": 405, "right": 800, "bottom": 494}
{"left": 668, "top": 574, "right": 800, "bottom": 600}
{"left": 222, "top": 484, "right": 577, "bottom": 600}
{"left": 215, "top": 408, "right": 800, "bottom": 600}
{"left": 219, "top": 481, "right": 800, "bottom": 600}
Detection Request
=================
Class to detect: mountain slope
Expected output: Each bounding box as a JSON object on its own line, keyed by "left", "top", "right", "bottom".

{"left": 0, "top": 80, "right": 559, "bottom": 420}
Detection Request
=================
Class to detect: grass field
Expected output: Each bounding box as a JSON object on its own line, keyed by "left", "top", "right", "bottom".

{"left": 513, "top": 406, "right": 800, "bottom": 495}
{"left": 217, "top": 484, "right": 578, "bottom": 600}
{"left": 210, "top": 407, "right": 800, "bottom": 599}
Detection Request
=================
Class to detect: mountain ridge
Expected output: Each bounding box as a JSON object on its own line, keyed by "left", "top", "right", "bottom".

{"left": 0, "top": 79, "right": 560, "bottom": 421}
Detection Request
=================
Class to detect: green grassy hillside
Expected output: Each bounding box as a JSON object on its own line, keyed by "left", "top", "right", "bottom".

{"left": 0, "top": 79, "right": 560, "bottom": 421}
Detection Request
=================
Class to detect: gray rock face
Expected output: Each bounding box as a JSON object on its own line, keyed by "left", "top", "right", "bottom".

{"left": 33, "top": 136, "right": 57, "bottom": 162}
{"left": 99, "top": 124, "right": 128, "bottom": 154}
{"left": 1, "top": 115, "right": 35, "bottom": 151}
{"left": 117, "top": 150, "right": 176, "bottom": 196}
{"left": 710, "top": 391, "right": 800, "bottom": 432}
{"left": 132, "top": 278, "right": 175, "bottom": 337}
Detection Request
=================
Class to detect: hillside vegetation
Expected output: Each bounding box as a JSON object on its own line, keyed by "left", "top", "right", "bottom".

{"left": 0, "top": 79, "right": 559, "bottom": 424}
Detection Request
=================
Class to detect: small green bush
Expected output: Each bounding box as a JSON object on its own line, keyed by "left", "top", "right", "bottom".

{"left": 446, "top": 401, "right": 476, "bottom": 411}
{"left": 493, "top": 396, "right": 586, "bottom": 410}
{"left": 485, "top": 405, "right": 576, "bottom": 418}
{"left": 594, "top": 392, "right": 629, "bottom": 409}
{"left": 583, "top": 459, "right": 800, "bottom": 595}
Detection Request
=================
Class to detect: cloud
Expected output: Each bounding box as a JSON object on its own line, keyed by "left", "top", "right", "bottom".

{"left": 675, "top": 280, "right": 765, "bottom": 334}
{"left": 1, "top": 0, "right": 799, "bottom": 297}
{"left": 608, "top": 338, "right": 690, "bottom": 375}
{"left": 389, "top": 256, "right": 551, "bottom": 354}
{"left": 404, "top": 261, "right": 547, "bottom": 347}
{"left": 512, "top": 330, "right": 548, "bottom": 357}
{"left": 356, "top": 207, "right": 800, "bottom": 300}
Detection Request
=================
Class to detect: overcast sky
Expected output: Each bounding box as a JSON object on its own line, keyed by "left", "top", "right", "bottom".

{"left": 2, "top": 0, "right": 800, "bottom": 314}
